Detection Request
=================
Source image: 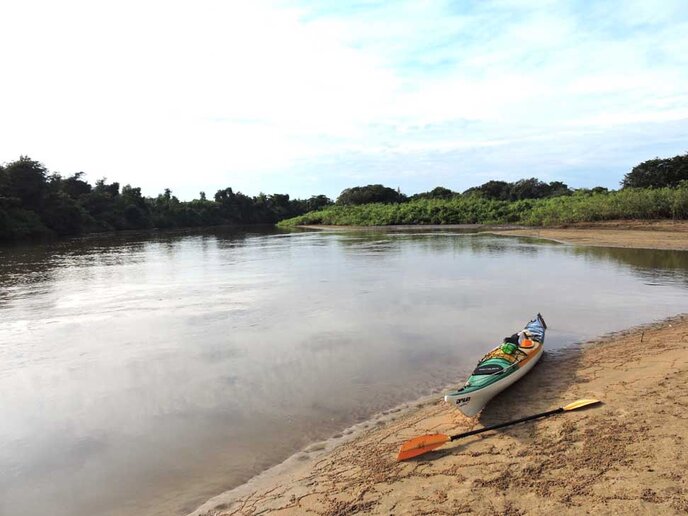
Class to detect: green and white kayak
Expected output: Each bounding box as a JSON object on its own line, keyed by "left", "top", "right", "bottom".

{"left": 444, "top": 314, "right": 547, "bottom": 417}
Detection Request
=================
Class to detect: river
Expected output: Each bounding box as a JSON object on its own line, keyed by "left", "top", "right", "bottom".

{"left": 1, "top": 227, "right": 687, "bottom": 515}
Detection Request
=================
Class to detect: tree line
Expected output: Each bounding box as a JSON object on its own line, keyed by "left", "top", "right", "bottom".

{"left": 1, "top": 151, "right": 687, "bottom": 240}
{"left": 281, "top": 151, "right": 688, "bottom": 226}
{"left": 333, "top": 152, "right": 687, "bottom": 206}
{"left": 335, "top": 178, "right": 579, "bottom": 205}
{"left": 0, "top": 156, "right": 333, "bottom": 240}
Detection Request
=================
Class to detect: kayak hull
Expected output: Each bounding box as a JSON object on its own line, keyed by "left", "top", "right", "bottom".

{"left": 444, "top": 314, "right": 546, "bottom": 417}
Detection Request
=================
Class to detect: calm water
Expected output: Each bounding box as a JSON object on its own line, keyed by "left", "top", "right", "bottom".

{"left": 1, "top": 227, "right": 687, "bottom": 516}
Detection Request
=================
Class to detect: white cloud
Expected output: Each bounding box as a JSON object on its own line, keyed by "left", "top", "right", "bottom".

{"left": 1, "top": 0, "right": 687, "bottom": 198}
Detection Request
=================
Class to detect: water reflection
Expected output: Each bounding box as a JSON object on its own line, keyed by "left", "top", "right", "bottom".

{"left": 334, "top": 231, "right": 547, "bottom": 257}
{"left": 331, "top": 230, "right": 688, "bottom": 285}
{"left": 567, "top": 245, "right": 688, "bottom": 286}
{"left": 0, "top": 229, "right": 687, "bottom": 516}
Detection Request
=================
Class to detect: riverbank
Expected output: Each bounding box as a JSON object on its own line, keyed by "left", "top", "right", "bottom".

{"left": 300, "top": 220, "right": 688, "bottom": 251}
{"left": 488, "top": 220, "right": 688, "bottom": 251}
{"left": 192, "top": 314, "right": 688, "bottom": 515}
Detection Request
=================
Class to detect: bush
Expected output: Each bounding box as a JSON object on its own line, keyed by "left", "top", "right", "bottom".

{"left": 279, "top": 187, "right": 688, "bottom": 228}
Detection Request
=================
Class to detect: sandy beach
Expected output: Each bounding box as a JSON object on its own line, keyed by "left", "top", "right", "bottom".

{"left": 488, "top": 220, "right": 688, "bottom": 251}
{"left": 190, "top": 223, "right": 688, "bottom": 515}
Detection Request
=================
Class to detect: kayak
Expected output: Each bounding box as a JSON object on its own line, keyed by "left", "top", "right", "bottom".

{"left": 444, "top": 314, "right": 547, "bottom": 417}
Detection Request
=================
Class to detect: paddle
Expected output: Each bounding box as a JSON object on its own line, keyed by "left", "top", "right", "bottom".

{"left": 396, "top": 398, "right": 601, "bottom": 461}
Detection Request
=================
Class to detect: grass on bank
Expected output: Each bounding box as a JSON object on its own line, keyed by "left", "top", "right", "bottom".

{"left": 278, "top": 185, "right": 688, "bottom": 227}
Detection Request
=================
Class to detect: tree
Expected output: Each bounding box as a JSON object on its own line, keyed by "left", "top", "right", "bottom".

{"left": 464, "top": 178, "right": 571, "bottom": 200}
{"left": 509, "top": 178, "right": 552, "bottom": 200}
{"left": 214, "top": 187, "right": 234, "bottom": 203}
{"left": 0, "top": 163, "right": 11, "bottom": 205}
{"left": 464, "top": 180, "right": 511, "bottom": 200}
{"left": 622, "top": 153, "right": 688, "bottom": 188}
{"left": 337, "top": 184, "right": 406, "bottom": 205}
{"left": 412, "top": 186, "right": 456, "bottom": 200}
{"left": 3, "top": 156, "right": 48, "bottom": 210}
{"left": 546, "top": 181, "right": 572, "bottom": 198}
{"left": 42, "top": 192, "right": 85, "bottom": 235}
{"left": 120, "top": 185, "right": 151, "bottom": 228}
{"left": 305, "top": 194, "right": 333, "bottom": 211}
{"left": 94, "top": 178, "right": 120, "bottom": 197}
{"left": 62, "top": 172, "right": 92, "bottom": 199}
{"left": 121, "top": 185, "right": 145, "bottom": 206}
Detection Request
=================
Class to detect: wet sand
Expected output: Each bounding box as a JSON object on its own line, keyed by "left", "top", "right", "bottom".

{"left": 488, "top": 220, "right": 688, "bottom": 251}
{"left": 189, "top": 222, "right": 688, "bottom": 515}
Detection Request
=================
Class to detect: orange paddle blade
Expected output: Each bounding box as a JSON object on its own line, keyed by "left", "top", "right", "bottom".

{"left": 397, "top": 433, "right": 450, "bottom": 461}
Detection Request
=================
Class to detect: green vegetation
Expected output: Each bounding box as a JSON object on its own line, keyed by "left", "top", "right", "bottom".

{"left": 462, "top": 178, "right": 574, "bottom": 201}
{"left": 278, "top": 152, "right": 688, "bottom": 227}
{"left": 622, "top": 153, "right": 688, "bottom": 188}
{"left": 0, "top": 156, "right": 333, "bottom": 241}
{"left": 336, "top": 184, "right": 407, "bottom": 205}
{"left": 2, "top": 151, "right": 687, "bottom": 240}
{"left": 279, "top": 185, "right": 688, "bottom": 227}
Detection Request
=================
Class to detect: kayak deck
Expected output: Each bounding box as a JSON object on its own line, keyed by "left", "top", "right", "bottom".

{"left": 444, "top": 314, "right": 547, "bottom": 416}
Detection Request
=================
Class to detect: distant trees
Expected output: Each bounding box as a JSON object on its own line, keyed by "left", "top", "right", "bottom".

{"left": 464, "top": 178, "right": 572, "bottom": 201}
{"left": 622, "top": 153, "right": 688, "bottom": 188}
{"left": 304, "top": 194, "right": 333, "bottom": 212}
{"left": 332, "top": 179, "right": 573, "bottom": 208}
{"left": 463, "top": 180, "right": 510, "bottom": 201}
{"left": 5, "top": 150, "right": 688, "bottom": 241}
{"left": 0, "top": 156, "right": 325, "bottom": 241}
{"left": 3, "top": 156, "right": 48, "bottom": 211}
{"left": 575, "top": 186, "right": 609, "bottom": 195}
{"left": 337, "top": 184, "right": 406, "bottom": 205}
{"left": 213, "top": 187, "right": 253, "bottom": 223}
{"left": 62, "top": 172, "right": 92, "bottom": 198}
{"left": 1, "top": 157, "right": 52, "bottom": 238}
{"left": 411, "top": 186, "right": 456, "bottom": 200}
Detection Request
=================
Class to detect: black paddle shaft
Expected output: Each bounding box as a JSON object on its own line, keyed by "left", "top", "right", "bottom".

{"left": 449, "top": 407, "right": 564, "bottom": 441}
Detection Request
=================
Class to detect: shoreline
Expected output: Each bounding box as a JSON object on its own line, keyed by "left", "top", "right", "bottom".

{"left": 191, "top": 314, "right": 688, "bottom": 515}
{"left": 298, "top": 220, "right": 688, "bottom": 251}
{"left": 486, "top": 220, "right": 688, "bottom": 251}
{"left": 188, "top": 390, "right": 448, "bottom": 515}
{"left": 188, "top": 224, "right": 688, "bottom": 515}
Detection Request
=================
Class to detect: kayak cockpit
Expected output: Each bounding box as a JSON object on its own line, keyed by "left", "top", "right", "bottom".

{"left": 444, "top": 314, "right": 547, "bottom": 416}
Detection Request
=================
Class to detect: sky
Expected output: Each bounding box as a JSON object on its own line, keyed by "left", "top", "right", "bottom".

{"left": 1, "top": 0, "right": 687, "bottom": 200}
